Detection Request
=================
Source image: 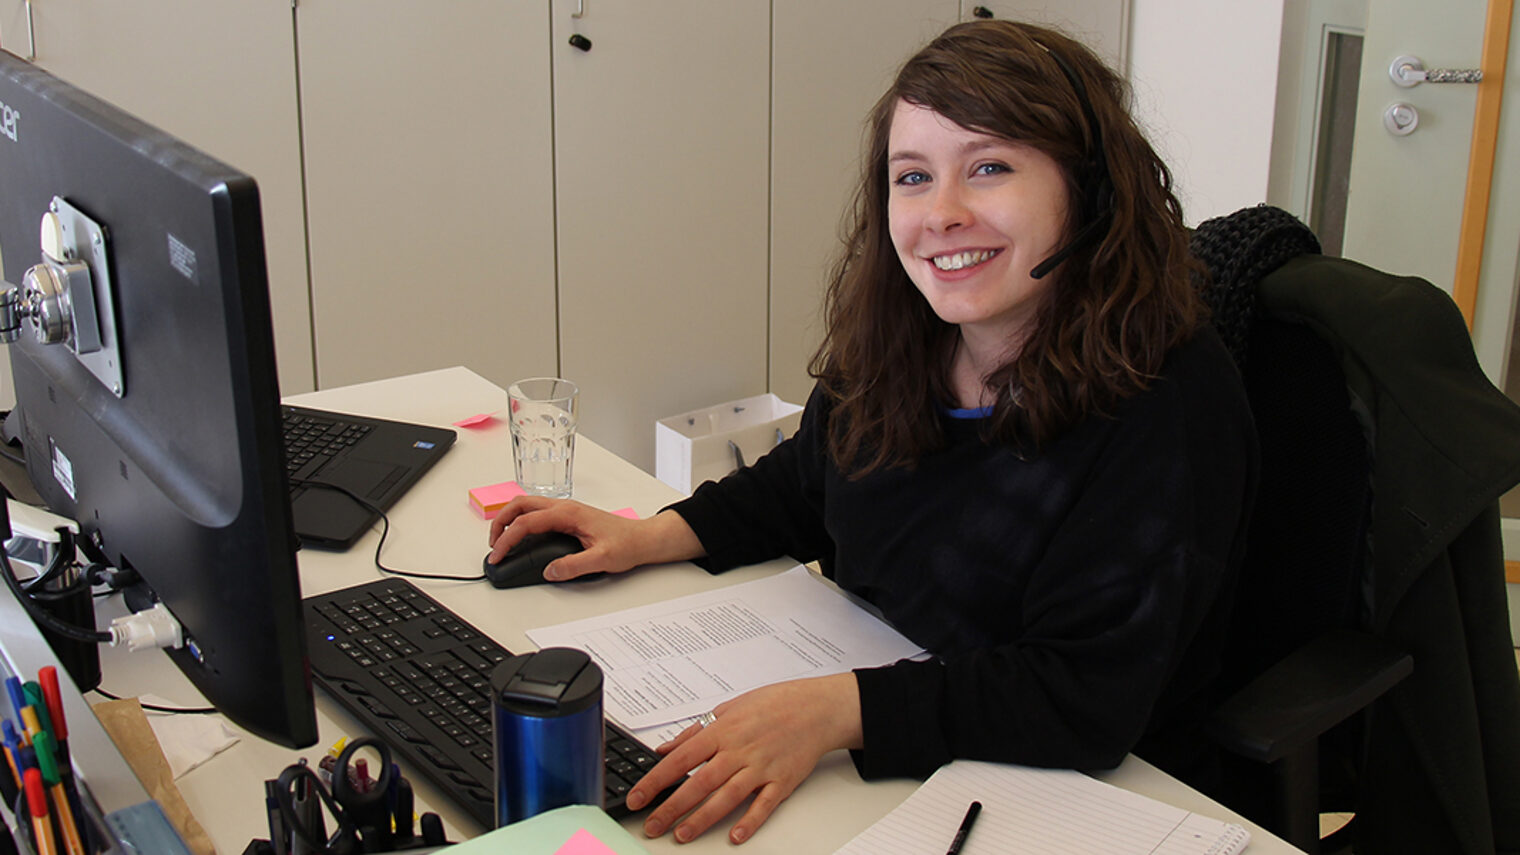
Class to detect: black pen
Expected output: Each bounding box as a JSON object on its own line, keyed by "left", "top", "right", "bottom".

{"left": 945, "top": 800, "right": 982, "bottom": 855}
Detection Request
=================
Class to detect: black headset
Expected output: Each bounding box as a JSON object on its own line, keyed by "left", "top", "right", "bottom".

{"left": 1028, "top": 42, "right": 1115, "bottom": 280}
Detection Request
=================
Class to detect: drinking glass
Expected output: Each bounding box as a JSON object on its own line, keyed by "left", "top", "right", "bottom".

{"left": 507, "top": 377, "right": 578, "bottom": 498}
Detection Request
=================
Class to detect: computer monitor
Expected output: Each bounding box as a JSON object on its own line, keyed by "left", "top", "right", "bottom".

{"left": 0, "top": 50, "right": 318, "bottom": 748}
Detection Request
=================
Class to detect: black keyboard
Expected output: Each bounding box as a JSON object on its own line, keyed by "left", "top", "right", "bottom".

{"left": 303, "top": 578, "right": 663, "bottom": 827}
{"left": 282, "top": 406, "right": 373, "bottom": 485}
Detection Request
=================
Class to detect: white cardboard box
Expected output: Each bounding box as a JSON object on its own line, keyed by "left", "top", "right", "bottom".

{"left": 655, "top": 393, "right": 804, "bottom": 494}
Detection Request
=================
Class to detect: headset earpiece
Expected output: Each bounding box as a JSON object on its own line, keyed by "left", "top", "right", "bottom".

{"left": 1029, "top": 42, "right": 1114, "bottom": 280}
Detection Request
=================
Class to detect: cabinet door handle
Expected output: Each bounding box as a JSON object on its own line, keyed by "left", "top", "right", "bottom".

{"left": 568, "top": 33, "right": 592, "bottom": 52}
{"left": 572, "top": 0, "right": 585, "bottom": 19}
{"left": 25, "top": 0, "right": 37, "bottom": 61}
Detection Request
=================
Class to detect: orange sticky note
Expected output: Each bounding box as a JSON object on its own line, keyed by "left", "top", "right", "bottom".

{"left": 469, "top": 481, "right": 526, "bottom": 517}
{"left": 454, "top": 413, "right": 499, "bottom": 429}
{"left": 554, "top": 828, "right": 619, "bottom": 855}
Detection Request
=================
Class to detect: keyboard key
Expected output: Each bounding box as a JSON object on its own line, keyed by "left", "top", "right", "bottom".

{"left": 385, "top": 721, "right": 427, "bottom": 744}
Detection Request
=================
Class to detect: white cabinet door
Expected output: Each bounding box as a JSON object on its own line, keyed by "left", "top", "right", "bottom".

{"left": 769, "top": 1, "right": 961, "bottom": 407}
{"left": 0, "top": 0, "right": 312, "bottom": 393}
{"left": 297, "top": 0, "right": 558, "bottom": 394}
{"left": 553, "top": 0, "right": 770, "bottom": 471}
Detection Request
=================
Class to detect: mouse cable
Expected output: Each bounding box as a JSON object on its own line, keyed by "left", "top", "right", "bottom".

{"left": 289, "top": 479, "right": 486, "bottom": 582}
{"left": 91, "top": 687, "right": 218, "bottom": 715}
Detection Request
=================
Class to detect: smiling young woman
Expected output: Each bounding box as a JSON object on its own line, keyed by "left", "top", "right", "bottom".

{"left": 814, "top": 20, "right": 1206, "bottom": 475}
{"left": 489, "top": 19, "right": 1258, "bottom": 847}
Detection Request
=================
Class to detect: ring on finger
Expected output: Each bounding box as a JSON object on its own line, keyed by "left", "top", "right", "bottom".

{"left": 697, "top": 711, "right": 716, "bottom": 727}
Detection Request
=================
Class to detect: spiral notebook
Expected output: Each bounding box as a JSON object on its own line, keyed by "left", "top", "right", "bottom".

{"left": 833, "top": 760, "right": 1251, "bottom": 855}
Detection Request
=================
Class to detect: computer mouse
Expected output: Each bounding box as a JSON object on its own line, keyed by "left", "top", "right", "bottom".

{"left": 483, "top": 531, "right": 589, "bottom": 588}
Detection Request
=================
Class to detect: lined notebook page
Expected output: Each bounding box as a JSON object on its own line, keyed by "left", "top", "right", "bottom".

{"left": 833, "top": 760, "right": 1250, "bottom": 855}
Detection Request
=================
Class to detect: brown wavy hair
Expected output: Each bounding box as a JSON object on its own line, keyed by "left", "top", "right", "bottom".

{"left": 809, "top": 19, "right": 1203, "bottom": 475}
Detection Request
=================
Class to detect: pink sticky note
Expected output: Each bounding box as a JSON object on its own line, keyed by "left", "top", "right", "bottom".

{"left": 469, "top": 481, "right": 526, "bottom": 517}
{"left": 611, "top": 507, "right": 639, "bottom": 520}
{"left": 554, "top": 828, "right": 619, "bottom": 855}
{"left": 453, "top": 413, "right": 499, "bottom": 429}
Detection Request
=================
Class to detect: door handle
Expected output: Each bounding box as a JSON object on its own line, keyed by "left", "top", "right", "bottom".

{"left": 1390, "top": 55, "right": 1482, "bottom": 87}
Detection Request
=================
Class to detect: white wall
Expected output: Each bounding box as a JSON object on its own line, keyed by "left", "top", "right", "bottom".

{"left": 1127, "top": 0, "right": 1286, "bottom": 225}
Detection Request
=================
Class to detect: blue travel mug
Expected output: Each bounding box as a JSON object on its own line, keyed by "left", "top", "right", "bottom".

{"left": 491, "top": 647, "right": 605, "bottom": 826}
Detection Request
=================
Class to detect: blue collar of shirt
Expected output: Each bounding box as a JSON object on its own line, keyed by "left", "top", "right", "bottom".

{"left": 945, "top": 405, "right": 993, "bottom": 420}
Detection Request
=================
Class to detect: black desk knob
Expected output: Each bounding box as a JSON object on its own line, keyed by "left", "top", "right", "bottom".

{"left": 569, "top": 34, "right": 592, "bottom": 52}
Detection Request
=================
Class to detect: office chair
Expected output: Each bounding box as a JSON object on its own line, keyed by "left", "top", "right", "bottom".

{"left": 1187, "top": 206, "right": 1520, "bottom": 855}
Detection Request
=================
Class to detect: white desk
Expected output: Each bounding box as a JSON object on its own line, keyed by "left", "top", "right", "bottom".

{"left": 92, "top": 367, "right": 1302, "bottom": 854}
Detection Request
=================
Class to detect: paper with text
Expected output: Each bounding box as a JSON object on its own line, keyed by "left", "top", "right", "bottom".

{"left": 527, "top": 565, "right": 925, "bottom": 730}
{"left": 833, "top": 760, "right": 1251, "bottom": 855}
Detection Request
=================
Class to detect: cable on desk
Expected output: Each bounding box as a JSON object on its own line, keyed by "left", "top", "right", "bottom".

{"left": 288, "top": 479, "right": 487, "bottom": 583}
{"left": 90, "top": 688, "right": 217, "bottom": 715}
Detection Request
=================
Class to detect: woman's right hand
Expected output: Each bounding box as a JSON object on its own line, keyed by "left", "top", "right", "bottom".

{"left": 487, "top": 498, "right": 704, "bottom": 581}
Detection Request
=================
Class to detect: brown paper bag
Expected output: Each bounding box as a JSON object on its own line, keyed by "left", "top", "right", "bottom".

{"left": 90, "top": 698, "right": 216, "bottom": 855}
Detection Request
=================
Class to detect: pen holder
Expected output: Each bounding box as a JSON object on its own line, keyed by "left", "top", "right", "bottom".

{"left": 490, "top": 648, "right": 604, "bottom": 827}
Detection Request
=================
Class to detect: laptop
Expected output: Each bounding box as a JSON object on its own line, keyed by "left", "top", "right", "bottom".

{"left": 282, "top": 405, "right": 457, "bottom": 550}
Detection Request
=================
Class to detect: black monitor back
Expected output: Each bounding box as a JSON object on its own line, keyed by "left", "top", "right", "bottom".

{"left": 0, "top": 50, "right": 316, "bottom": 748}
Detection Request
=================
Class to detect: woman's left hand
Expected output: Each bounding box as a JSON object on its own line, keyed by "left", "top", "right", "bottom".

{"left": 625, "top": 672, "right": 863, "bottom": 845}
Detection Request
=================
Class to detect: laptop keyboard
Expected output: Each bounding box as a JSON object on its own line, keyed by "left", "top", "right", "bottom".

{"left": 283, "top": 407, "right": 374, "bottom": 485}
{"left": 303, "top": 577, "right": 663, "bottom": 827}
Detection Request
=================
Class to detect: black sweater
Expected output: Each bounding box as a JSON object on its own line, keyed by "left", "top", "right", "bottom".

{"left": 669, "top": 328, "right": 1257, "bottom": 780}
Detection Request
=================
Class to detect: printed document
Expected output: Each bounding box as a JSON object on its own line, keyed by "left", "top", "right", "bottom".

{"left": 528, "top": 565, "right": 925, "bottom": 731}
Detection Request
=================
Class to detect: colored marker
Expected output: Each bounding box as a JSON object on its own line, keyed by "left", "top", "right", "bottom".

{"left": 4, "top": 678, "right": 25, "bottom": 726}
{"left": 353, "top": 757, "right": 372, "bottom": 794}
{"left": 32, "top": 734, "right": 83, "bottom": 855}
{"left": 37, "top": 668, "right": 67, "bottom": 747}
{"left": 23, "top": 768, "right": 58, "bottom": 855}
{"left": 0, "top": 721, "right": 19, "bottom": 786}
{"left": 19, "top": 706, "right": 43, "bottom": 745}
{"left": 22, "top": 683, "right": 53, "bottom": 741}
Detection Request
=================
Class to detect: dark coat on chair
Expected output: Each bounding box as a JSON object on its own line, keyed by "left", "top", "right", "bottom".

{"left": 1256, "top": 253, "right": 1520, "bottom": 855}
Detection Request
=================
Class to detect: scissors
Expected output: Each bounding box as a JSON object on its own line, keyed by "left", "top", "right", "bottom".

{"left": 276, "top": 738, "right": 397, "bottom": 855}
